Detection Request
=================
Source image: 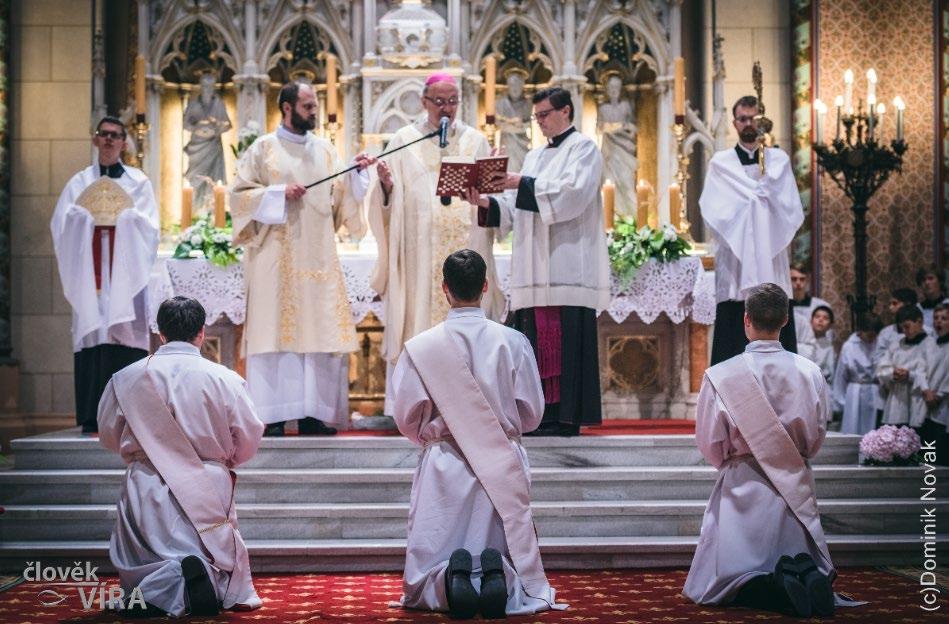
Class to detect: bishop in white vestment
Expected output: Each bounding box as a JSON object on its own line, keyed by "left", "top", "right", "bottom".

{"left": 392, "top": 250, "right": 562, "bottom": 617}
{"left": 684, "top": 284, "right": 837, "bottom": 618}
{"left": 368, "top": 73, "right": 503, "bottom": 413}
{"left": 471, "top": 87, "right": 610, "bottom": 436}
{"left": 98, "top": 297, "right": 263, "bottom": 617}
{"left": 700, "top": 97, "right": 803, "bottom": 364}
{"left": 51, "top": 117, "right": 159, "bottom": 433}
{"left": 230, "top": 83, "right": 372, "bottom": 434}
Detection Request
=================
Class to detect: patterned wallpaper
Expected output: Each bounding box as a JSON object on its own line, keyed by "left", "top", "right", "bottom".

{"left": 815, "top": 0, "right": 937, "bottom": 331}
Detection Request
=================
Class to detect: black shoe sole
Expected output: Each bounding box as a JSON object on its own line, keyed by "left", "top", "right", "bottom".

{"left": 793, "top": 553, "right": 834, "bottom": 617}
{"left": 775, "top": 556, "right": 811, "bottom": 618}
{"left": 446, "top": 549, "right": 478, "bottom": 619}
{"left": 478, "top": 548, "right": 507, "bottom": 619}
{"left": 181, "top": 555, "right": 219, "bottom": 616}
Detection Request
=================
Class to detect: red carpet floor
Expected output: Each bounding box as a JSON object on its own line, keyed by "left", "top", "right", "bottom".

{"left": 0, "top": 568, "right": 938, "bottom": 623}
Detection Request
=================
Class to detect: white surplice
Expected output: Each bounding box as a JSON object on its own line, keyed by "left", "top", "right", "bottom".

{"left": 98, "top": 342, "right": 264, "bottom": 616}
{"left": 700, "top": 147, "right": 803, "bottom": 303}
{"left": 832, "top": 333, "right": 882, "bottom": 435}
{"left": 929, "top": 338, "right": 949, "bottom": 429}
{"left": 392, "top": 307, "right": 558, "bottom": 615}
{"left": 877, "top": 334, "right": 940, "bottom": 428}
{"left": 230, "top": 125, "right": 367, "bottom": 424}
{"left": 51, "top": 164, "right": 159, "bottom": 352}
{"left": 683, "top": 340, "right": 832, "bottom": 605}
{"left": 798, "top": 333, "right": 836, "bottom": 385}
{"left": 792, "top": 296, "right": 833, "bottom": 343}
{"left": 492, "top": 128, "right": 611, "bottom": 312}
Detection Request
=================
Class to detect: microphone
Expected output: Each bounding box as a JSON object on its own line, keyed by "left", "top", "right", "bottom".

{"left": 438, "top": 116, "right": 450, "bottom": 148}
{"left": 440, "top": 196, "right": 452, "bottom": 206}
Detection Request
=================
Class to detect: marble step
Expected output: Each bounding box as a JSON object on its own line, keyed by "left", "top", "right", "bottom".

{"left": 9, "top": 430, "right": 861, "bottom": 470}
{"left": 1, "top": 534, "right": 943, "bottom": 574}
{"left": 1, "top": 465, "right": 941, "bottom": 505}
{"left": 1, "top": 499, "right": 940, "bottom": 542}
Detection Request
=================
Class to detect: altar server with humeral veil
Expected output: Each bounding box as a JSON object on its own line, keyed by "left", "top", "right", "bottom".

{"left": 392, "top": 250, "right": 564, "bottom": 618}
{"left": 877, "top": 304, "right": 940, "bottom": 428}
{"left": 684, "top": 283, "right": 837, "bottom": 618}
{"left": 230, "top": 82, "right": 374, "bottom": 436}
{"left": 51, "top": 116, "right": 159, "bottom": 433}
{"left": 832, "top": 314, "right": 884, "bottom": 435}
{"left": 368, "top": 72, "right": 503, "bottom": 414}
{"left": 98, "top": 296, "right": 264, "bottom": 617}
{"left": 468, "top": 86, "right": 611, "bottom": 437}
{"left": 700, "top": 96, "right": 802, "bottom": 364}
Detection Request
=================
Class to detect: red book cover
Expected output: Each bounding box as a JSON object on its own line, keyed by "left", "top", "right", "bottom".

{"left": 436, "top": 155, "right": 509, "bottom": 196}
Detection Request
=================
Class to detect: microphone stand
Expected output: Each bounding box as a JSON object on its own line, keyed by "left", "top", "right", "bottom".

{"left": 305, "top": 129, "right": 441, "bottom": 189}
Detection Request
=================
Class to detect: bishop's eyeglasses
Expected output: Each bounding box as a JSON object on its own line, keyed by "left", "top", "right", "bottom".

{"left": 423, "top": 96, "right": 460, "bottom": 108}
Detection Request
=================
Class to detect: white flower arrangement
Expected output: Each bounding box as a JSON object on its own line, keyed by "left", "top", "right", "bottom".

{"left": 859, "top": 425, "right": 921, "bottom": 466}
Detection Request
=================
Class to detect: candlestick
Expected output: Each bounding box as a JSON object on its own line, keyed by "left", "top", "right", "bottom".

{"left": 636, "top": 179, "right": 650, "bottom": 227}
{"left": 673, "top": 57, "right": 685, "bottom": 119}
{"left": 834, "top": 95, "right": 843, "bottom": 140}
{"left": 181, "top": 184, "right": 193, "bottom": 229}
{"left": 813, "top": 99, "right": 826, "bottom": 143}
{"left": 326, "top": 55, "right": 337, "bottom": 118}
{"left": 669, "top": 182, "right": 682, "bottom": 230}
{"left": 893, "top": 96, "right": 905, "bottom": 141}
{"left": 485, "top": 56, "right": 496, "bottom": 119}
{"left": 135, "top": 55, "right": 146, "bottom": 116}
{"left": 875, "top": 103, "right": 885, "bottom": 141}
{"left": 602, "top": 180, "right": 615, "bottom": 231}
{"left": 843, "top": 69, "right": 854, "bottom": 115}
{"left": 867, "top": 95, "right": 875, "bottom": 139}
{"left": 866, "top": 68, "right": 877, "bottom": 104}
{"left": 214, "top": 182, "right": 226, "bottom": 228}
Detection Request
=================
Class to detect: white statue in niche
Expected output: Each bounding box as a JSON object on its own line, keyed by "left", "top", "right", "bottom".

{"left": 495, "top": 70, "right": 532, "bottom": 171}
{"left": 183, "top": 71, "right": 232, "bottom": 186}
{"left": 597, "top": 74, "right": 638, "bottom": 216}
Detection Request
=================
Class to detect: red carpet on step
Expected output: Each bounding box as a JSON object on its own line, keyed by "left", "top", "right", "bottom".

{"left": 0, "top": 568, "right": 937, "bottom": 623}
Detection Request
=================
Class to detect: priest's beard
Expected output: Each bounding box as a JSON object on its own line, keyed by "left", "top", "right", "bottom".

{"left": 739, "top": 127, "right": 759, "bottom": 144}
{"left": 291, "top": 109, "right": 316, "bottom": 133}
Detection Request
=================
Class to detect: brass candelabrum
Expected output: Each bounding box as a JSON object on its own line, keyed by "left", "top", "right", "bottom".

{"left": 671, "top": 114, "right": 693, "bottom": 241}
{"left": 483, "top": 114, "right": 497, "bottom": 148}
{"left": 133, "top": 113, "right": 148, "bottom": 167}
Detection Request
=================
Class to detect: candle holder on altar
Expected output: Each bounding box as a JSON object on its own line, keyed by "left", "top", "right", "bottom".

{"left": 483, "top": 114, "right": 496, "bottom": 148}
{"left": 325, "top": 113, "right": 339, "bottom": 143}
{"left": 671, "top": 114, "right": 693, "bottom": 242}
{"left": 133, "top": 113, "right": 148, "bottom": 167}
{"left": 813, "top": 101, "right": 908, "bottom": 327}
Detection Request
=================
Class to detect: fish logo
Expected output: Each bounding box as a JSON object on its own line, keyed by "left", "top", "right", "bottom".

{"left": 37, "top": 589, "right": 69, "bottom": 606}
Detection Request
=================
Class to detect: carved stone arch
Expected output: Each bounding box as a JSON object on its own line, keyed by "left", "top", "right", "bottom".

{"left": 366, "top": 79, "right": 427, "bottom": 136}
{"left": 576, "top": 13, "right": 671, "bottom": 77}
{"left": 256, "top": 6, "right": 353, "bottom": 72}
{"left": 467, "top": 13, "right": 563, "bottom": 75}
{"left": 149, "top": 12, "right": 242, "bottom": 78}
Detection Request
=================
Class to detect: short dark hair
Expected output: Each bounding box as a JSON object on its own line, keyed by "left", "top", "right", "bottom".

{"left": 532, "top": 87, "right": 574, "bottom": 121}
{"left": 855, "top": 313, "right": 884, "bottom": 333}
{"left": 936, "top": 303, "right": 949, "bottom": 315}
{"left": 96, "top": 116, "right": 126, "bottom": 137}
{"left": 789, "top": 262, "right": 810, "bottom": 275}
{"left": 745, "top": 283, "right": 789, "bottom": 332}
{"left": 891, "top": 287, "right": 918, "bottom": 306}
{"left": 915, "top": 264, "right": 944, "bottom": 289}
{"left": 278, "top": 82, "right": 303, "bottom": 112}
{"left": 811, "top": 305, "right": 834, "bottom": 324}
{"left": 732, "top": 95, "right": 759, "bottom": 118}
{"left": 157, "top": 296, "right": 206, "bottom": 342}
{"left": 442, "top": 249, "right": 487, "bottom": 302}
{"left": 895, "top": 303, "right": 923, "bottom": 325}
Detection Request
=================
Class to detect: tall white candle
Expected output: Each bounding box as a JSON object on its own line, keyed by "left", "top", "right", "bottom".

{"left": 893, "top": 96, "right": 905, "bottom": 141}
{"left": 813, "top": 99, "right": 825, "bottom": 143}
{"left": 843, "top": 69, "right": 854, "bottom": 115}
{"left": 834, "top": 95, "right": 843, "bottom": 140}
{"left": 875, "top": 103, "right": 885, "bottom": 141}
{"left": 866, "top": 68, "right": 877, "bottom": 106}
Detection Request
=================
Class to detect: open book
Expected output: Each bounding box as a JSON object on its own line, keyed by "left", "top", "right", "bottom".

{"left": 436, "top": 155, "right": 509, "bottom": 196}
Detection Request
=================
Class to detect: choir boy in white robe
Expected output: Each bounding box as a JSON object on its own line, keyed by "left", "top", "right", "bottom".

{"left": 877, "top": 304, "right": 940, "bottom": 429}
{"left": 98, "top": 297, "right": 264, "bottom": 617}
{"left": 920, "top": 304, "right": 949, "bottom": 464}
{"left": 230, "top": 82, "right": 375, "bottom": 436}
{"left": 468, "top": 87, "right": 611, "bottom": 436}
{"left": 790, "top": 263, "right": 833, "bottom": 342}
{"left": 917, "top": 265, "right": 949, "bottom": 329}
{"left": 874, "top": 288, "right": 930, "bottom": 368}
{"left": 833, "top": 314, "right": 884, "bottom": 435}
{"left": 369, "top": 72, "right": 503, "bottom": 414}
{"left": 700, "top": 96, "right": 803, "bottom": 364}
{"left": 51, "top": 116, "right": 159, "bottom": 433}
{"left": 392, "top": 250, "right": 562, "bottom": 618}
{"left": 798, "top": 306, "right": 836, "bottom": 385}
{"left": 684, "top": 283, "right": 836, "bottom": 618}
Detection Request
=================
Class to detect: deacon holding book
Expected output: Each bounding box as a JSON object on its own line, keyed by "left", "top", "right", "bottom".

{"left": 392, "top": 250, "right": 562, "bottom": 618}
{"left": 684, "top": 283, "right": 836, "bottom": 618}
{"left": 50, "top": 116, "right": 159, "bottom": 434}
{"left": 467, "top": 87, "right": 610, "bottom": 437}
{"left": 368, "top": 72, "right": 504, "bottom": 414}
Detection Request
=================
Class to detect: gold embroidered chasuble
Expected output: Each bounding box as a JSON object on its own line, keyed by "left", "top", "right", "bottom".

{"left": 230, "top": 132, "right": 364, "bottom": 356}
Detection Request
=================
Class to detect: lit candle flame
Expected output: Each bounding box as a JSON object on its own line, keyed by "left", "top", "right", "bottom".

{"left": 892, "top": 96, "right": 905, "bottom": 110}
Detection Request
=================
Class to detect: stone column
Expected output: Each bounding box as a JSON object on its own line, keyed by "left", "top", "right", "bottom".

{"left": 447, "top": 0, "right": 461, "bottom": 66}
{"left": 363, "top": 0, "right": 377, "bottom": 65}
{"left": 0, "top": 0, "right": 12, "bottom": 369}
{"left": 555, "top": 0, "right": 585, "bottom": 132}
{"left": 234, "top": 0, "right": 267, "bottom": 130}
{"left": 657, "top": 79, "right": 673, "bottom": 224}
{"left": 351, "top": 0, "right": 363, "bottom": 65}
{"left": 92, "top": 0, "right": 106, "bottom": 123}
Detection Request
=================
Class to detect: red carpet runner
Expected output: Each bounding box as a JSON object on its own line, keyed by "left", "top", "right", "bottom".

{"left": 0, "top": 568, "right": 935, "bottom": 623}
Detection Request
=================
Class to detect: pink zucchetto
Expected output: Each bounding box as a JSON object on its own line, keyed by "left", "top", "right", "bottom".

{"left": 425, "top": 72, "right": 456, "bottom": 86}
